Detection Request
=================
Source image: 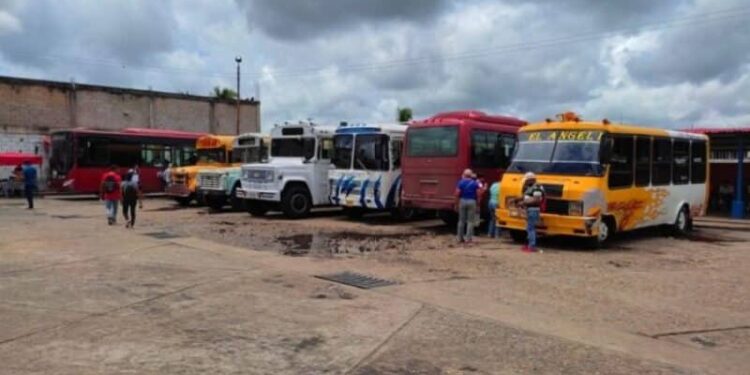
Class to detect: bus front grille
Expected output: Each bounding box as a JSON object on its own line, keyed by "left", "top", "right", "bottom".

{"left": 199, "top": 174, "right": 222, "bottom": 190}
{"left": 544, "top": 199, "right": 569, "bottom": 215}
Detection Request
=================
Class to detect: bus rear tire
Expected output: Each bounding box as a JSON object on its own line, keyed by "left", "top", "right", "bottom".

{"left": 672, "top": 206, "right": 691, "bottom": 237}
{"left": 281, "top": 185, "right": 312, "bottom": 219}
{"left": 246, "top": 200, "right": 268, "bottom": 216}
{"left": 175, "top": 196, "right": 192, "bottom": 206}
{"left": 438, "top": 210, "right": 458, "bottom": 227}
{"left": 390, "top": 206, "right": 415, "bottom": 221}
{"left": 205, "top": 195, "right": 225, "bottom": 211}
{"left": 510, "top": 230, "right": 527, "bottom": 243}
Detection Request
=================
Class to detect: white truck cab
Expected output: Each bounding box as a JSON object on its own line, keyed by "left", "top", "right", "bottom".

{"left": 238, "top": 122, "right": 336, "bottom": 218}
{"left": 328, "top": 123, "right": 409, "bottom": 218}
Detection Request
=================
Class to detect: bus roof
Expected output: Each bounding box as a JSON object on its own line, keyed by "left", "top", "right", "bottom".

{"left": 197, "top": 134, "right": 237, "bottom": 149}
{"left": 410, "top": 110, "right": 526, "bottom": 130}
{"left": 53, "top": 127, "right": 207, "bottom": 140}
{"left": 522, "top": 120, "right": 708, "bottom": 140}
{"left": 335, "top": 123, "right": 407, "bottom": 135}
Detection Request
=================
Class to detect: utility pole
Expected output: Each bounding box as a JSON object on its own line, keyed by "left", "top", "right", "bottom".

{"left": 235, "top": 56, "right": 242, "bottom": 135}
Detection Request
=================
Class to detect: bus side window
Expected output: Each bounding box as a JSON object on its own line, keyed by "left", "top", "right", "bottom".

{"left": 673, "top": 140, "right": 690, "bottom": 185}
{"left": 635, "top": 137, "right": 651, "bottom": 187}
{"left": 652, "top": 138, "right": 672, "bottom": 186}
{"left": 495, "top": 134, "right": 515, "bottom": 169}
{"left": 691, "top": 140, "right": 707, "bottom": 183}
{"left": 470, "top": 130, "right": 498, "bottom": 169}
{"left": 391, "top": 139, "right": 403, "bottom": 169}
{"left": 318, "top": 138, "right": 334, "bottom": 160}
{"left": 608, "top": 136, "right": 634, "bottom": 189}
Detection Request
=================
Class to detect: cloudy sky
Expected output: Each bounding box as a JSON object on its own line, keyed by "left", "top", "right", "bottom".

{"left": 0, "top": 0, "right": 748, "bottom": 130}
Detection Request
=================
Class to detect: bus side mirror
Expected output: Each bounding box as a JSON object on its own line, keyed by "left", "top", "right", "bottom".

{"left": 303, "top": 138, "right": 316, "bottom": 161}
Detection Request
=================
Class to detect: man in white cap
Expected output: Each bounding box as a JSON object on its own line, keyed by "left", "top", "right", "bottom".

{"left": 521, "top": 172, "right": 545, "bottom": 252}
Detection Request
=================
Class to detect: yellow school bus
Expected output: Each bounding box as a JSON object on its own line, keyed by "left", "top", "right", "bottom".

{"left": 496, "top": 112, "right": 709, "bottom": 248}
{"left": 166, "top": 135, "right": 238, "bottom": 206}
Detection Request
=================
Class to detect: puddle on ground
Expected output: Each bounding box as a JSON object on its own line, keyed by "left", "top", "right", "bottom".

{"left": 276, "top": 231, "right": 419, "bottom": 257}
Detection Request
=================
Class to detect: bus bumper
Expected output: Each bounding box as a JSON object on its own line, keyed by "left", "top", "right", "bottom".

{"left": 199, "top": 188, "right": 227, "bottom": 198}
{"left": 166, "top": 183, "right": 191, "bottom": 198}
{"left": 237, "top": 187, "right": 280, "bottom": 202}
{"left": 496, "top": 209, "right": 600, "bottom": 237}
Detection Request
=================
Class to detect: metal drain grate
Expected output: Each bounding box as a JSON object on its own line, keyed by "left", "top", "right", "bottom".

{"left": 143, "top": 231, "right": 183, "bottom": 239}
{"left": 315, "top": 271, "right": 397, "bottom": 289}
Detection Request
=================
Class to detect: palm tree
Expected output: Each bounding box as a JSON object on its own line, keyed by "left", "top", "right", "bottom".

{"left": 212, "top": 86, "right": 237, "bottom": 100}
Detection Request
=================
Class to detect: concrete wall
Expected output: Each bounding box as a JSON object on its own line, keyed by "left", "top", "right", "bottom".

{"left": 0, "top": 76, "right": 260, "bottom": 136}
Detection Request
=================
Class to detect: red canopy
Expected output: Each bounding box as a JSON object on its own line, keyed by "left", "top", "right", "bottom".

{"left": 0, "top": 152, "right": 42, "bottom": 166}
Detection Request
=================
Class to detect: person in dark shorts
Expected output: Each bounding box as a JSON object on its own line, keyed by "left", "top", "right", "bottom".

{"left": 121, "top": 171, "right": 143, "bottom": 229}
{"left": 21, "top": 160, "right": 37, "bottom": 209}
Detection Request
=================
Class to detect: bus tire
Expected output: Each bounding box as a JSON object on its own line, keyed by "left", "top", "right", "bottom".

{"left": 205, "top": 195, "right": 224, "bottom": 211}
{"left": 510, "top": 230, "right": 527, "bottom": 243}
{"left": 438, "top": 210, "right": 458, "bottom": 227}
{"left": 281, "top": 184, "right": 312, "bottom": 219}
{"left": 390, "top": 206, "right": 415, "bottom": 221}
{"left": 586, "top": 216, "right": 614, "bottom": 250}
{"left": 672, "top": 206, "right": 691, "bottom": 237}
{"left": 229, "top": 184, "right": 245, "bottom": 211}
{"left": 344, "top": 207, "right": 365, "bottom": 219}
{"left": 246, "top": 200, "right": 268, "bottom": 216}
{"left": 175, "top": 196, "right": 192, "bottom": 206}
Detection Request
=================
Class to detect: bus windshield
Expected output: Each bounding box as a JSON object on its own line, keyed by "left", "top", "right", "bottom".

{"left": 50, "top": 133, "right": 73, "bottom": 175}
{"left": 508, "top": 130, "right": 604, "bottom": 176}
{"left": 271, "top": 138, "right": 313, "bottom": 157}
{"left": 406, "top": 126, "right": 458, "bottom": 157}
{"left": 232, "top": 146, "right": 265, "bottom": 164}
{"left": 196, "top": 147, "right": 226, "bottom": 164}
{"left": 354, "top": 134, "right": 389, "bottom": 171}
{"left": 332, "top": 134, "right": 353, "bottom": 169}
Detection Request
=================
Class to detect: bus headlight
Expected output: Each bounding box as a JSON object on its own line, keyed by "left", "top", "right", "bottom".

{"left": 568, "top": 201, "right": 583, "bottom": 216}
{"left": 505, "top": 197, "right": 518, "bottom": 208}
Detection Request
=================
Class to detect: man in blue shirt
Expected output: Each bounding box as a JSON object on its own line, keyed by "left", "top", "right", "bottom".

{"left": 455, "top": 169, "right": 484, "bottom": 243}
{"left": 21, "top": 160, "right": 37, "bottom": 209}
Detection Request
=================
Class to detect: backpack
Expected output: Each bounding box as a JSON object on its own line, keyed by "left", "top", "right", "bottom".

{"left": 103, "top": 174, "right": 117, "bottom": 193}
{"left": 123, "top": 182, "right": 138, "bottom": 201}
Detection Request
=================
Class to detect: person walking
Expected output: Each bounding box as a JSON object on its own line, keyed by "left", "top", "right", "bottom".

{"left": 21, "top": 160, "right": 37, "bottom": 209}
{"left": 100, "top": 165, "right": 122, "bottom": 225}
{"left": 487, "top": 179, "right": 501, "bottom": 238}
{"left": 121, "top": 171, "right": 143, "bottom": 229}
{"left": 520, "top": 172, "right": 545, "bottom": 253}
{"left": 455, "top": 169, "right": 484, "bottom": 244}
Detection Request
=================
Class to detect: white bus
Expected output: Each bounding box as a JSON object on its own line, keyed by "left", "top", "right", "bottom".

{"left": 329, "top": 123, "right": 409, "bottom": 218}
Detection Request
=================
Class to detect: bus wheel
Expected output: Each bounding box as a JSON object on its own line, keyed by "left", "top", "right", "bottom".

{"left": 281, "top": 185, "right": 311, "bottom": 219}
{"left": 672, "top": 206, "right": 691, "bottom": 236}
{"left": 390, "top": 206, "right": 415, "bottom": 221}
{"left": 175, "top": 197, "right": 192, "bottom": 206}
{"left": 438, "top": 210, "right": 458, "bottom": 227}
{"left": 509, "top": 230, "right": 527, "bottom": 243}
{"left": 206, "top": 196, "right": 224, "bottom": 211}
{"left": 229, "top": 185, "right": 244, "bottom": 211}
{"left": 587, "top": 218, "right": 613, "bottom": 249}
{"left": 246, "top": 200, "right": 268, "bottom": 216}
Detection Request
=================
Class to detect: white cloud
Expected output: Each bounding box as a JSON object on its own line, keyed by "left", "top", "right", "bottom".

{"left": 0, "top": 11, "right": 21, "bottom": 34}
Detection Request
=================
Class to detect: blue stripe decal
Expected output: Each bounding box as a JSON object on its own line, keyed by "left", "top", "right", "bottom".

{"left": 332, "top": 175, "right": 344, "bottom": 204}
{"left": 359, "top": 178, "right": 370, "bottom": 208}
{"left": 373, "top": 176, "right": 384, "bottom": 209}
{"left": 335, "top": 127, "right": 381, "bottom": 134}
{"left": 385, "top": 175, "right": 402, "bottom": 209}
{"left": 343, "top": 176, "right": 356, "bottom": 197}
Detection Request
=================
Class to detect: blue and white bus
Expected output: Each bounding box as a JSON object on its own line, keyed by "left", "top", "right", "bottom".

{"left": 329, "top": 123, "right": 409, "bottom": 218}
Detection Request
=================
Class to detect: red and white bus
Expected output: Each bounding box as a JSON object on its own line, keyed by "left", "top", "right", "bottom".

{"left": 401, "top": 110, "right": 526, "bottom": 224}
{"left": 49, "top": 128, "right": 205, "bottom": 194}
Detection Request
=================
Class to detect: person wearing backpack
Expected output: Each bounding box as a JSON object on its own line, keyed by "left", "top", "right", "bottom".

{"left": 121, "top": 170, "right": 143, "bottom": 228}
{"left": 520, "top": 172, "right": 545, "bottom": 253}
{"left": 100, "top": 165, "right": 122, "bottom": 225}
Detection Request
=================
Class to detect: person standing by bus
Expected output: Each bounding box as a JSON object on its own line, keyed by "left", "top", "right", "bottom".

{"left": 21, "top": 160, "right": 37, "bottom": 209}
{"left": 121, "top": 171, "right": 143, "bottom": 228}
{"left": 100, "top": 165, "right": 122, "bottom": 225}
{"left": 487, "top": 179, "right": 501, "bottom": 238}
{"left": 521, "top": 172, "right": 545, "bottom": 253}
{"left": 455, "top": 169, "right": 484, "bottom": 243}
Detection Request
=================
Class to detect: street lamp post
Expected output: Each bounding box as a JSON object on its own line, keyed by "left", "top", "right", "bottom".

{"left": 235, "top": 56, "right": 242, "bottom": 135}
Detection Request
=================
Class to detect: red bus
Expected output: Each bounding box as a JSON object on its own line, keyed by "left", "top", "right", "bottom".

{"left": 49, "top": 128, "right": 205, "bottom": 194}
{"left": 401, "top": 110, "right": 526, "bottom": 224}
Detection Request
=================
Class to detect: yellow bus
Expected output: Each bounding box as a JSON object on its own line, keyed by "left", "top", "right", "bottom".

{"left": 166, "top": 134, "right": 237, "bottom": 206}
{"left": 496, "top": 113, "right": 709, "bottom": 248}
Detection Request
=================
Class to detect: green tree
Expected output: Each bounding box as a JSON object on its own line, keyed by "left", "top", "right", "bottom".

{"left": 212, "top": 86, "right": 237, "bottom": 100}
{"left": 397, "top": 107, "right": 413, "bottom": 123}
